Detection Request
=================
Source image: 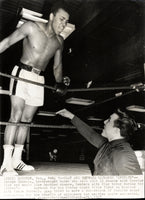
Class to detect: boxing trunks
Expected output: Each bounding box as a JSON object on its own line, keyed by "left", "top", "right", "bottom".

{"left": 9, "top": 62, "right": 45, "bottom": 106}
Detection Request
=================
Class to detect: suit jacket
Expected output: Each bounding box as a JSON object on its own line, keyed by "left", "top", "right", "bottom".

{"left": 71, "top": 116, "right": 142, "bottom": 175}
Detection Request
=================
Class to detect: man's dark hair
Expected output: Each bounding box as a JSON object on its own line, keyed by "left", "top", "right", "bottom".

{"left": 51, "top": 1, "right": 70, "bottom": 15}
{"left": 113, "top": 109, "right": 137, "bottom": 141}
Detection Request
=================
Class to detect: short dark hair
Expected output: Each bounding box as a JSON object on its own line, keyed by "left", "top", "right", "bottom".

{"left": 51, "top": 1, "right": 70, "bottom": 15}
{"left": 113, "top": 109, "right": 137, "bottom": 141}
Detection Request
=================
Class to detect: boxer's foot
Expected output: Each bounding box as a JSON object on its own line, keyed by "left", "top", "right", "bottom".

{"left": 0, "top": 165, "right": 18, "bottom": 176}
{"left": 12, "top": 160, "right": 34, "bottom": 171}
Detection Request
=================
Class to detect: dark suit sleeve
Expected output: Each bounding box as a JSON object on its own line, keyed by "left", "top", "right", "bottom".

{"left": 113, "top": 151, "right": 142, "bottom": 175}
{"left": 71, "top": 116, "right": 107, "bottom": 148}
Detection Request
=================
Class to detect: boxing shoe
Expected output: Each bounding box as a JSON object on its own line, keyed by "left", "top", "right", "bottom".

{"left": 0, "top": 165, "right": 18, "bottom": 176}
{"left": 12, "top": 159, "right": 35, "bottom": 171}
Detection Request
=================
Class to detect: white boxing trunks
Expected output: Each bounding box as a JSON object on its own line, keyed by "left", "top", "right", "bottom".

{"left": 9, "top": 65, "right": 45, "bottom": 107}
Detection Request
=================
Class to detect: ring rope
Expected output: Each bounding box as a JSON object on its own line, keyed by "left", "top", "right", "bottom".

{"left": 68, "top": 82, "right": 144, "bottom": 92}
{"left": 75, "top": 89, "right": 137, "bottom": 113}
{"left": 0, "top": 72, "right": 144, "bottom": 92}
{"left": 68, "top": 86, "right": 135, "bottom": 92}
{"left": 0, "top": 121, "right": 102, "bottom": 130}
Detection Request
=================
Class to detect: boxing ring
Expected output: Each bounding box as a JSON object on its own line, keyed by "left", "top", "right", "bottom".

{"left": 0, "top": 71, "right": 145, "bottom": 176}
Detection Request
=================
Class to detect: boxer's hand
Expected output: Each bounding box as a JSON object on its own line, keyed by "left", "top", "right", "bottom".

{"left": 56, "top": 109, "right": 74, "bottom": 119}
{"left": 54, "top": 82, "right": 67, "bottom": 96}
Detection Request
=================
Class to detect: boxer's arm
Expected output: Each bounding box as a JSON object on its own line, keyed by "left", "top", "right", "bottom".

{"left": 53, "top": 41, "right": 68, "bottom": 96}
{"left": 53, "top": 48, "right": 63, "bottom": 83}
{"left": 0, "top": 21, "right": 33, "bottom": 53}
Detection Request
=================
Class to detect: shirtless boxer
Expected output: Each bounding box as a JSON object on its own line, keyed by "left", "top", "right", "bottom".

{"left": 0, "top": 2, "right": 70, "bottom": 175}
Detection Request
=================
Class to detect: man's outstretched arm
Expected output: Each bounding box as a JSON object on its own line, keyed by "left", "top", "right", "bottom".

{"left": 57, "top": 109, "right": 107, "bottom": 148}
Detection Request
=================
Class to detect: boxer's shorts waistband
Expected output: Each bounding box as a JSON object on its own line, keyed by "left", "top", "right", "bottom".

{"left": 17, "top": 61, "right": 44, "bottom": 76}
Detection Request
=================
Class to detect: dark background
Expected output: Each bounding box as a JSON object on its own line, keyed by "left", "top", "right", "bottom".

{"left": 0, "top": 0, "right": 145, "bottom": 164}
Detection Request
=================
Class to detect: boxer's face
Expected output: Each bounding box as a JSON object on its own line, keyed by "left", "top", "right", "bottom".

{"left": 51, "top": 8, "right": 69, "bottom": 35}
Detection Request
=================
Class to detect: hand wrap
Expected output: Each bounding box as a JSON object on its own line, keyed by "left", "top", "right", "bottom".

{"left": 54, "top": 82, "right": 67, "bottom": 96}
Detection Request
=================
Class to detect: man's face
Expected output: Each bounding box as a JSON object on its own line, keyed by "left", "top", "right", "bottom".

{"left": 101, "top": 113, "right": 119, "bottom": 139}
{"left": 52, "top": 8, "right": 69, "bottom": 35}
